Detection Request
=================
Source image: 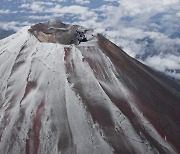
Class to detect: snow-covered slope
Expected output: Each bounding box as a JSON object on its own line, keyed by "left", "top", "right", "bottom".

{"left": 0, "top": 21, "right": 180, "bottom": 154}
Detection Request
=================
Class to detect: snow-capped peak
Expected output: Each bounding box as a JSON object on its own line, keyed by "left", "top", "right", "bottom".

{"left": 0, "top": 20, "right": 180, "bottom": 154}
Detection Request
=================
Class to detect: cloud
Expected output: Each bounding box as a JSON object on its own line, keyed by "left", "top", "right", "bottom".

{"left": 20, "top": 2, "right": 45, "bottom": 12}
{"left": 51, "top": 0, "right": 66, "bottom": 2}
{"left": 146, "top": 55, "right": 180, "bottom": 71}
{"left": 145, "top": 54, "right": 180, "bottom": 79}
{"left": 47, "top": 5, "right": 93, "bottom": 15}
{"left": 44, "top": 5, "right": 97, "bottom": 22}
{"left": 28, "top": 15, "right": 54, "bottom": 20}
{"left": 103, "top": 0, "right": 118, "bottom": 2}
{"left": 74, "top": 0, "right": 90, "bottom": 4}
{"left": 0, "top": 9, "right": 10, "bottom": 14}
{"left": 0, "top": 21, "right": 31, "bottom": 31}
{"left": 0, "top": 22, "right": 20, "bottom": 31}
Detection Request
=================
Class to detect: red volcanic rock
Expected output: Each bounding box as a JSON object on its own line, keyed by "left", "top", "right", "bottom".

{"left": 0, "top": 20, "right": 180, "bottom": 154}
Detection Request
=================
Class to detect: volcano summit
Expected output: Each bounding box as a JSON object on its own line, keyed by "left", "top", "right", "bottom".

{"left": 0, "top": 20, "right": 180, "bottom": 154}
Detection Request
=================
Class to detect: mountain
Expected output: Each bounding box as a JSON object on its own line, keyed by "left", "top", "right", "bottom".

{"left": 0, "top": 20, "right": 180, "bottom": 154}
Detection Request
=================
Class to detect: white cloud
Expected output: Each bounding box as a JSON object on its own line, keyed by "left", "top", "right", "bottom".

{"left": 0, "top": 9, "right": 10, "bottom": 14}
{"left": 146, "top": 55, "right": 180, "bottom": 71}
{"left": 52, "top": 0, "right": 66, "bottom": 2}
{"left": 20, "top": 2, "right": 45, "bottom": 12}
{"left": 0, "top": 21, "right": 31, "bottom": 31}
{"left": 20, "top": 4, "right": 29, "bottom": 8}
{"left": 176, "top": 12, "right": 180, "bottom": 17}
{"left": 74, "top": 0, "right": 90, "bottom": 4}
{"left": 44, "top": 5, "right": 97, "bottom": 22}
{"left": 0, "top": 22, "right": 19, "bottom": 31}
{"left": 47, "top": 5, "right": 91, "bottom": 15}
{"left": 103, "top": 0, "right": 118, "bottom": 2}
{"left": 34, "top": 2, "right": 54, "bottom": 6}
{"left": 28, "top": 15, "right": 54, "bottom": 20}
{"left": 145, "top": 54, "right": 180, "bottom": 79}
{"left": 31, "top": 3, "right": 44, "bottom": 12}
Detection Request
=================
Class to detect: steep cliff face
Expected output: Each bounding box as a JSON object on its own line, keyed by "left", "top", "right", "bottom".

{"left": 0, "top": 21, "right": 180, "bottom": 154}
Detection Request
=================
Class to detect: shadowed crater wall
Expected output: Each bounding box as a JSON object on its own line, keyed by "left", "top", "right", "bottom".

{"left": 28, "top": 19, "right": 94, "bottom": 45}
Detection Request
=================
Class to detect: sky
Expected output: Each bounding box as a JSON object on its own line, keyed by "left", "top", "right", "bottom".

{"left": 0, "top": 0, "right": 180, "bottom": 80}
